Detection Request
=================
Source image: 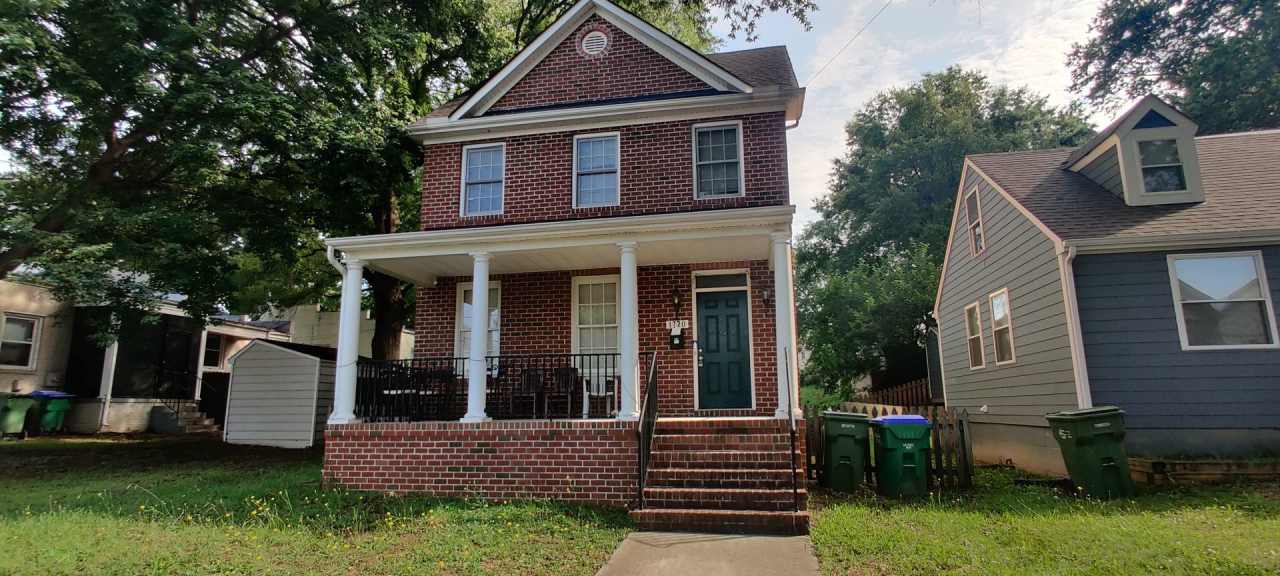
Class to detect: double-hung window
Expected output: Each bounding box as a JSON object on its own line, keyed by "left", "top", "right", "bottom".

{"left": 203, "top": 334, "right": 223, "bottom": 368}
{"left": 0, "top": 313, "right": 39, "bottom": 370}
{"left": 965, "top": 188, "right": 985, "bottom": 255}
{"left": 456, "top": 282, "right": 501, "bottom": 359}
{"left": 989, "top": 289, "right": 1016, "bottom": 364}
{"left": 574, "top": 134, "right": 619, "bottom": 207}
{"left": 1168, "top": 252, "right": 1279, "bottom": 349}
{"left": 1137, "top": 139, "right": 1187, "bottom": 194}
{"left": 693, "top": 122, "right": 743, "bottom": 198}
{"left": 462, "top": 144, "right": 504, "bottom": 216}
{"left": 573, "top": 276, "right": 619, "bottom": 394}
{"left": 964, "top": 302, "right": 985, "bottom": 369}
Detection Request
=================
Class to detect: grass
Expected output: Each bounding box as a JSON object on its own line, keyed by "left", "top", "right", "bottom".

{"left": 0, "top": 435, "right": 630, "bottom": 576}
{"left": 809, "top": 468, "right": 1280, "bottom": 576}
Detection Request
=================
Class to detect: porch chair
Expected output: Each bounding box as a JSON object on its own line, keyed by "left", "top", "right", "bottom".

{"left": 512, "top": 368, "right": 543, "bottom": 419}
{"left": 548, "top": 366, "right": 580, "bottom": 419}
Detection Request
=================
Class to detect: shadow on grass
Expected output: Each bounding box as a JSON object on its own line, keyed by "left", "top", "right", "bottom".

{"left": 0, "top": 435, "right": 632, "bottom": 536}
{"left": 810, "top": 466, "right": 1280, "bottom": 520}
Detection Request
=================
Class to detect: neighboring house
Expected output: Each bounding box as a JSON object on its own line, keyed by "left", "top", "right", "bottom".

{"left": 935, "top": 95, "right": 1280, "bottom": 474}
{"left": 320, "top": 0, "right": 807, "bottom": 533}
{"left": 0, "top": 280, "right": 75, "bottom": 395}
{"left": 282, "top": 305, "right": 414, "bottom": 359}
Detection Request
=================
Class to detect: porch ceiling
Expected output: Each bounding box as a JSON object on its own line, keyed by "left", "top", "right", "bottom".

{"left": 327, "top": 205, "right": 793, "bottom": 284}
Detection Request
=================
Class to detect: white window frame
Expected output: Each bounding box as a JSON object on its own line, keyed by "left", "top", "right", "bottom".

{"left": 454, "top": 281, "right": 502, "bottom": 358}
{"left": 0, "top": 313, "right": 41, "bottom": 371}
{"left": 1166, "top": 251, "right": 1280, "bottom": 351}
{"left": 964, "top": 188, "right": 985, "bottom": 257}
{"left": 1135, "top": 137, "right": 1188, "bottom": 195}
{"left": 691, "top": 120, "right": 746, "bottom": 200}
{"left": 988, "top": 288, "right": 1016, "bottom": 365}
{"left": 690, "top": 268, "right": 755, "bottom": 411}
{"left": 571, "top": 274, "right": 621, "bottom": 355}
{"left": 459, "top": 142, "right": 506, "bottom": 217}
{"left": 963, "top": 302, "right": 985, "bottom": 370}
{"left": 572, "top": 132, "right": 621, "bottom": 208}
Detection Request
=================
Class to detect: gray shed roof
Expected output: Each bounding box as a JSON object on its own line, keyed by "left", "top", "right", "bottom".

{"left": 967, "top": 129, "right": 1280, "bottom": 242}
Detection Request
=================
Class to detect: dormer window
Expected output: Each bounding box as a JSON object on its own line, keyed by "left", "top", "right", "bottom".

{"left": 1137, "top": 139, "right": 1186, "bottom": 194}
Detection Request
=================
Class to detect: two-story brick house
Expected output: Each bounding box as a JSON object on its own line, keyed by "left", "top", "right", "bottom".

{"left": 320, "top": 0, "right": 808, "bottom": 533}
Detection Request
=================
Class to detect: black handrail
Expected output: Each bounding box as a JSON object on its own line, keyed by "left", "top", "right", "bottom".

{"left": 785, "top": 349, "right": 800, "bottom": 512}
{"left": 636, "top": 350, "right": 659, "bottom": 509}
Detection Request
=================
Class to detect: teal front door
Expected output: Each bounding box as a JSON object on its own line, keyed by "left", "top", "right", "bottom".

{"left": 696, "top": 290, "right": 752, "bottom": 409}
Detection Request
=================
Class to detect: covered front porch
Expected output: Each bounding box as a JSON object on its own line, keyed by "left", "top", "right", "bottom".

{"left": 323, "top": 206, "right": 801, "bottom": 425}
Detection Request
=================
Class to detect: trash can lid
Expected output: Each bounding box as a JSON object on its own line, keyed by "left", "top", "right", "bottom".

{"left": 873, "top": 414, "right": 929, "bottom": 426}
{"left": 822, "top": 411, "right": 869, "bottom": 420}
{"left": 1046, "top": 405, "right": 1124, "bottom": 420}
{"left": 29, "top": 390, "right": 75, "bottom": 399}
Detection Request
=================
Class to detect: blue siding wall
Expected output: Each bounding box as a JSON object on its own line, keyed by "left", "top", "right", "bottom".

{"left": 1075, "top": 247, "right": 1280, "bottom": 448}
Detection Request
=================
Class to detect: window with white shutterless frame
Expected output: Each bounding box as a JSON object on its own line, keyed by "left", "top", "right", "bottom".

{"left": 455, "top": 281, "right": 501, "bottom": 362}
{"left": 460, "top": 143, "right": 505, "bottom": 217}
{"left": 692, "top": 120, "right": 745, "bottom": 199}
{"left": 573, "top": 132, "right": 620, "bottom": 208}
{"left": 1167, "top": 251, "right": 1279, "bottom": 350}
{"left": 988, "top": 288, "right": 1016, "bottom": 365}
{"left": 965, "top": 188, "right": 985, "bottom": 256}
{"left": 0, "top": 313, "right": 40, "bottom": 370}
{"left": 964, "top": 302, "right": 985, "bottom": 369}
{"left": 572, "top": 275, "right": 620, "bottom": 395}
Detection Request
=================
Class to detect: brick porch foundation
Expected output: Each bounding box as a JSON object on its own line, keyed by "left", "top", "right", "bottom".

{"left": 323, "top": 419, "right": 638, "bottom": 507}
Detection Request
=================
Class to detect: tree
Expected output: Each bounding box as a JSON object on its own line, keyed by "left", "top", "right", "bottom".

{"left": 1069, "top": 0, "right": 1280, "bottom": 134}
{"left": 797, "top": 67, "right": 1093, "bottom": 392}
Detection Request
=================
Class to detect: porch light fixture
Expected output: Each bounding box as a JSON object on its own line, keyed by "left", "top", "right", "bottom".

{"left": 670, "top": 288, "right": 683, "bottom": 314}
{"left": 760, "top": 287, "right": 773, "bottom": 304}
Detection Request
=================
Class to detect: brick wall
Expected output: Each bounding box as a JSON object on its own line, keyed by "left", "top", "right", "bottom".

{"left": 323, "top": 420, "right": 638, "bottom": 507}
{"left": 489, "top": 15, "right": 710, "bottom": 113}
{"left": 413, "top": 260, "right": 779, "bottom": 417}
{"left": 419, "top": 111, "right": 788, "bottom": 231}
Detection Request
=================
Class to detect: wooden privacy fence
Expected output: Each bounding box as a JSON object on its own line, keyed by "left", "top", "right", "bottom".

{"left": 805, "top": 402, "right": 973, "bottom": 490}
{"left": 856, "top": 378, "right": 939, "bottom": 406}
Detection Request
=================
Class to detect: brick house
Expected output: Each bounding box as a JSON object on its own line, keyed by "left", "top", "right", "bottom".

{"left": 321, "top": 0, "right": 808, "bottom": 533}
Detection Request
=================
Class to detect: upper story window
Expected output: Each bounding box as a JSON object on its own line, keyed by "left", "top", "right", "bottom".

{"left": 462, "top": 144, "right": 505, "bottom": 216}
{"left": 964, "top": 188, "right": 985, "bottom": 256}
{"left": 1168, "top": 252, "right": 1279, "bottom": 350}
{"left": 964, "top": 302, "right": 985, "bottom": 369}
{"left": 0, "top": 313, "right": 40, "bottom": 370}
{"left": 989, "top": 289, "right": 1016, "bottom": 364}
{"left": 693, "top": 122, "right": 743, "bottom": 199}
{"left": 1137, "top": 139, "right": 1187, "bottom": 194}
{"left": 574, "top": 133, "right": 619, "bottom": 208}
{"left": 203, "top": 334, "right": 223, "bottom": 368}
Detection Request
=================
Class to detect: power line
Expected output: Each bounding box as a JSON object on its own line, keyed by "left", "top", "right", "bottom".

{"left": 806, "top": 0, "right": 894, "bottom": 86}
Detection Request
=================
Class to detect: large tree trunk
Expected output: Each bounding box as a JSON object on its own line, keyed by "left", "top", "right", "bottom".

{"left": 368, "top": 271, "right": 406, "bottom": 360}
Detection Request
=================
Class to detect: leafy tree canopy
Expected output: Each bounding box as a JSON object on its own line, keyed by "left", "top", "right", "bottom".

{"left": 1069, "top": 0, "right": 1280, "bottom": 134}
{"left": 797, "top": 67, "right": 1093, "bottom": 392}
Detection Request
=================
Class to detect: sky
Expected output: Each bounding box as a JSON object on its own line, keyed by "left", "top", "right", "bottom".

{"left": 712, "top": 0, "right": 1108, "bottom": 232}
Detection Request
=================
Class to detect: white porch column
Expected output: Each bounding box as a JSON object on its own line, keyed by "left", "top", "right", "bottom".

{"left": 617, "top": 242, "right": 640, "bottom": 420}
{"left": 462, "top": 252, "right": 492, "bottom": 423}
{"left": 772, "top": 232, "right": 799, "bottom": 419}
{"left": 328, "top": 258, "right": 364, "bottom": 425}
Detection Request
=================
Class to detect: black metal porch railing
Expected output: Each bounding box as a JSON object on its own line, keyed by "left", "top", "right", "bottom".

{"left": 354, "top": 353, "right": 622, "bottom": 422}
{"left": 636, "top": 350, "right": 659, "bottom": 509}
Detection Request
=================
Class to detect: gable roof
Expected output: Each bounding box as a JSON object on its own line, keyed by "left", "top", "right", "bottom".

{"left": 967, "top": 129, "right": 1280, "bottom": 243}
{"left": 447, "top": 0, "right": 751, "bottom": 120}
{"left": 1063, "top": 95, "right": 1196, "bottom": 168}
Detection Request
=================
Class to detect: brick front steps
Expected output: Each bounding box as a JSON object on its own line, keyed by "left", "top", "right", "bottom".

{"left": 630, "top": 418, "right": 808, "bottom": 535}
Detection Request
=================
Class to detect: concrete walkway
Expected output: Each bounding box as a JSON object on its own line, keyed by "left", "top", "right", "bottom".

{"left": 596, "top": 532, "right": 820, "bottom": 576}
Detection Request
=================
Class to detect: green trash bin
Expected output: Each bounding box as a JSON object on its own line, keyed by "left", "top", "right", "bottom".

{"left": 822, "top": 411, "right": 870, "bottom": 492}
{"left": 30, "top": 391, "right": 74, "bottom": 434}
{"left": 871, "top": 415, "right": 931, "bottom": 497}
{"left": 1045, "top": 406, "right": 1135, "bottom": 499}
{"left": 1, "top": 395, "right": 37, "bottom": 438}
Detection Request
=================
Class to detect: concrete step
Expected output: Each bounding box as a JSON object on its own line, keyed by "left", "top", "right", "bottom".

{"left": 650, "top": 450, "right": 797, "bottom": 470}
{"left": 646, "top": 467, "right": 804, "bottom": 490}
{"left": 629, "top": 508, "right": 809, "bottom": 535}
{"left": 643, "top": 487, "right": 806, "bottom": 512}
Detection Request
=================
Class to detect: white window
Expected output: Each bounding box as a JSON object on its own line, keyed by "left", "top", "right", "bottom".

{"left": 989, "top": 289, "right": 1016, "bottom": 364}
{"left": 455, "top": 282, "right": 501, "bottom": 358}
{"left": 461, "top": 144, "right": 504, "bottom": 216}
{"left": 965, "top": 188, "right": 985, "bottom": 256}
{"left": 964, "top": 302, "right": 985, "bottom": 369}
{"left": 693, "top": 122, "right": 744, "bottom": 198}
{"left": 573, "top": 276, "right": 619, "bottom": 395}
{"left": 574, "top": 133, "right": 619, "bottom": 207}
{"left": 0, "top": 314, "right": 40, "bottom": 370}
{"left": 1137, "top": 139, "right": 1187, "bottom": 194}
{"left": 1168, "top": 252, "right": 1279, "bottom": 350}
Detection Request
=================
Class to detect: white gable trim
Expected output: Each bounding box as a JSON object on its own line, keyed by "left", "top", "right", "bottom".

{"left": 449, "top": 0, "right": 750, "bottom": 120}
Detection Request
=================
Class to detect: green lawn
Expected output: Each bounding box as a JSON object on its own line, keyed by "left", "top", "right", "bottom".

{"left": 0, "top": 436, "right": 630, "bottom": 576}
{"left": 810, "top": 468, "right": 1280, "bottom": 576}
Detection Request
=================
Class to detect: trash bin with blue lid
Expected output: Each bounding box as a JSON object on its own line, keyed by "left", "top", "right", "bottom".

{"left": 30, "top": 390, "right": 75, "bottom": 434}
{"left": 871, "top": 414, "right": 931, "bottom": 497}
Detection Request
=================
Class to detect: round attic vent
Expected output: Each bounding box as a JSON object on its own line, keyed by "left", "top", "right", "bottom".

{"left": 581, "top": 30, "right": 609, "bottom": 55}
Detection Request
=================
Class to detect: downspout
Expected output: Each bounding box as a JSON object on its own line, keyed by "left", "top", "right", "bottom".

{"left": 1057, "top": 244, "right": 1094, "bottom": 408}
{"left": 325, "top": 245, "right": 345, "bottom": 275}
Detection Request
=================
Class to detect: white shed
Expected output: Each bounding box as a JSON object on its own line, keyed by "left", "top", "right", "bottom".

{"left": 224, "top": 340, "right": 336, "bottom": 448}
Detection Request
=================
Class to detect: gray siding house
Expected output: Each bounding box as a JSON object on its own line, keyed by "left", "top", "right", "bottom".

{"left": 935, "top": 96, "right": 1280, "bottom": 474}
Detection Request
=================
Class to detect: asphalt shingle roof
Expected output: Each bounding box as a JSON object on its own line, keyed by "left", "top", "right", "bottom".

{"left": 967, "top": 129, "right": 1280, "bottom": 241}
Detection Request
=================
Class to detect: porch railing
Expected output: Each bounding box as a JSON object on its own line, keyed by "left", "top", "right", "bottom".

{"left": 636, "top": 350, "right": 659, "bottom": 509}
{"left": 354, "top": 353, "right": 622, "bottom": 422}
